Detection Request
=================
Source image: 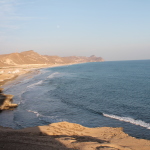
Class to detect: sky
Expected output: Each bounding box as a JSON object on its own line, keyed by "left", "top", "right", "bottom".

{"left": 0, "top": 0, "right": 150, "bottom": 61}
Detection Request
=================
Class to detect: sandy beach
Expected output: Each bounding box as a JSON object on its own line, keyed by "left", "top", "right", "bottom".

{"left": 0, "top": 64, "right": 150, "bottom": 150}
{"left": 0, "top": 63, "right": 74, "bottom": 86}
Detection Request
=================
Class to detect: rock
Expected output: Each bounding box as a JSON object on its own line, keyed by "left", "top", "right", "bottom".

{"left": 0, "top": 89, "right": 18, "bottom": 110}
{"left": 8, "top": 103, "right": 18, "bottom": 108}
{"left": 0, "top": 88, "right": 3, "bottom": 93}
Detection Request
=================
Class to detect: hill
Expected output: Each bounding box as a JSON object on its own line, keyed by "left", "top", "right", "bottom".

{"left": 0, "top": 50, "right": 104, "bottom": 67}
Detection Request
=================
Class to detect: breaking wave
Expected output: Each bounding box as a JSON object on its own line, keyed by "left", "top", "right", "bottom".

{"left": 27, "top": 80, "right": 44, "bottom": 88}
{"left": 47, "top": 72, "right": 61, "bottom": 79}
{"left": 27, "top": 110, "right": 41, "bottom": 117}
{"left": 103, "top": 113, "right": 150, "bottom": 129}
{"left": 27, "top": 110, "right": 65, "bottom": 123}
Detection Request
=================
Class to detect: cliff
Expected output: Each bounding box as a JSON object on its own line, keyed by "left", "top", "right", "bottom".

{"left": 0, "top": 122, "right": 150, "bottom": 150}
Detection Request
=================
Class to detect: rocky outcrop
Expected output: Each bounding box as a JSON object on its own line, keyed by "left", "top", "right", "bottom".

{"left": 0, "top": 88, "right": 18, "bottom": 110}
{"left": 0, "top": 122, "right": 149, "bottom": 150}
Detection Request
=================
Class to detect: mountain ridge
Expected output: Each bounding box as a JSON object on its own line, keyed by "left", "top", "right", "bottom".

{"left": 0, "top": 50, "right": 104, "bottom": 67}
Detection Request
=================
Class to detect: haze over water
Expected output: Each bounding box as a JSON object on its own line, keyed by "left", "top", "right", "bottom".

{"left": 1, "top": 60, "right": 150, "bottom": 139}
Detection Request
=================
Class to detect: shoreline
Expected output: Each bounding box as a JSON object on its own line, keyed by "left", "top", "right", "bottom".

{"left": 0, "top": 63, "right": 83, "bottom": 110}
{"left": 0, "top": 63, "right": 150, "bottom": 149}
{"left": 0, "top": 63, "right": 79, "bottom": 87}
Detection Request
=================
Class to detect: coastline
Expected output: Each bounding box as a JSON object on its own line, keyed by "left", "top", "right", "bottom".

{"left": 0, "top": 63, "right": 80, "bottom": 87}
{"left": 0, "top": 63, "right": 77, "bottom": 110}
{"left": 0, "top": 62, "right": 82, "bottom": 110}
{"left": 0, "top": 63, "right": 150, "bottom": 150}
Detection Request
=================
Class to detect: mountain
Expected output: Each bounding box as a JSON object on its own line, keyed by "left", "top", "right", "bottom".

{"left": 0, "top": 50, "right": 104, "bottom": 67}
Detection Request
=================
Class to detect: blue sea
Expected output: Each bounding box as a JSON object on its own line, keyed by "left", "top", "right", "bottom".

{"left": 1, "top": 60, "right": 150, "bottom": 139}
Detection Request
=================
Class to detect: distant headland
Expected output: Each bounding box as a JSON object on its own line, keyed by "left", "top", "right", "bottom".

{"left": 0, "top": 50, "right": 104, "bottom": 67}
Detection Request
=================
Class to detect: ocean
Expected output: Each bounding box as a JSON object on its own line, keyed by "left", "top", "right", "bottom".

{"left": 1, "top": 60, "right": 150, "bottom": 139}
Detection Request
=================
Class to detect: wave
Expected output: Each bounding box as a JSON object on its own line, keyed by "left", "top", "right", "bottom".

{"left": 27, "top": 110, "right": 65, "bottom": 123}
{"left": 47, "top": 72, "right": 61, "bottom": 79}
{"left": 103, "top": 113, "right": 150, "bottom": 129}
{"left": 27, "top": 80, "right": 44, "bottom": 88}
{"left": 27, "top": 110, "right": 41, "bottom": 117}
{"left": 27, "top": 72, "right": 62, "bottom": 88}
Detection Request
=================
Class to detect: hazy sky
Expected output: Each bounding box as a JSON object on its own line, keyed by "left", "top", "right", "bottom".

{"left": 0, "top": 0, "right": 150, "bottom": 61}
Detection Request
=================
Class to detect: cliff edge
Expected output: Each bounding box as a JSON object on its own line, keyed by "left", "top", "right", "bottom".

{"left": 0, "top": 122, "right": 149, "bottom": 150}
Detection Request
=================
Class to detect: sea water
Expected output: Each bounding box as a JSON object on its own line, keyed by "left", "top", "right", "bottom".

{"left": 0, "top": 60, "right": 150, "bottom": 139}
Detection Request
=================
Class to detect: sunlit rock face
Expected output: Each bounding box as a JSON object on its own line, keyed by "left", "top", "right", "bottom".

{"left": 0, "top": 50, "right": 104, "bottom": 67}
{"left": 0, "top": 88, "right": 18, "bottom": 110}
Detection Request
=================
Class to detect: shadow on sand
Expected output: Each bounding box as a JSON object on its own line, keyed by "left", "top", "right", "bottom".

{"left": 0, "top": 125, "right": 111, "bottom": 150}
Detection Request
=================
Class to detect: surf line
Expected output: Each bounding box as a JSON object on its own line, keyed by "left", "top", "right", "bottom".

{"left": 103, "top": 113, "right": 150, "bottom": 129}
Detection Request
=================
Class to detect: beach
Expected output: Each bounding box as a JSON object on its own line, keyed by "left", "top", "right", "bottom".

{"left": 0, "top": 63, "right": 73, "bottom": 110}
{"left": 0, "top": 64, "right": 72, "bottom": 86}
{"left": 0, "top": 63, "right": 150, "bottom": 150}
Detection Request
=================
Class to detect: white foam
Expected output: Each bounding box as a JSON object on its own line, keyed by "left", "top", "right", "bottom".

{"left": 103, "top": 113, "right": 150, "bottom": 129}
{"left": 27, "top": 110, "right": 65, "bottom": 123}
{"left": 27, "top": 110, "right": 41, "bottom": 117}
{"left": 27, "top": 80, "right": 43, "bottom": 88}
{"left": 47, "top": 72, "right": 60, "bottom": 79}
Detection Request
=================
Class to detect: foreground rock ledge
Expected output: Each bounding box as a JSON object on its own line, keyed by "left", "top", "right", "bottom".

{"left": 0, "top": 88, "right": 18, "bottom": 110}
{"left": 0, "top": 122, "right": 150, "bottom": 150}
